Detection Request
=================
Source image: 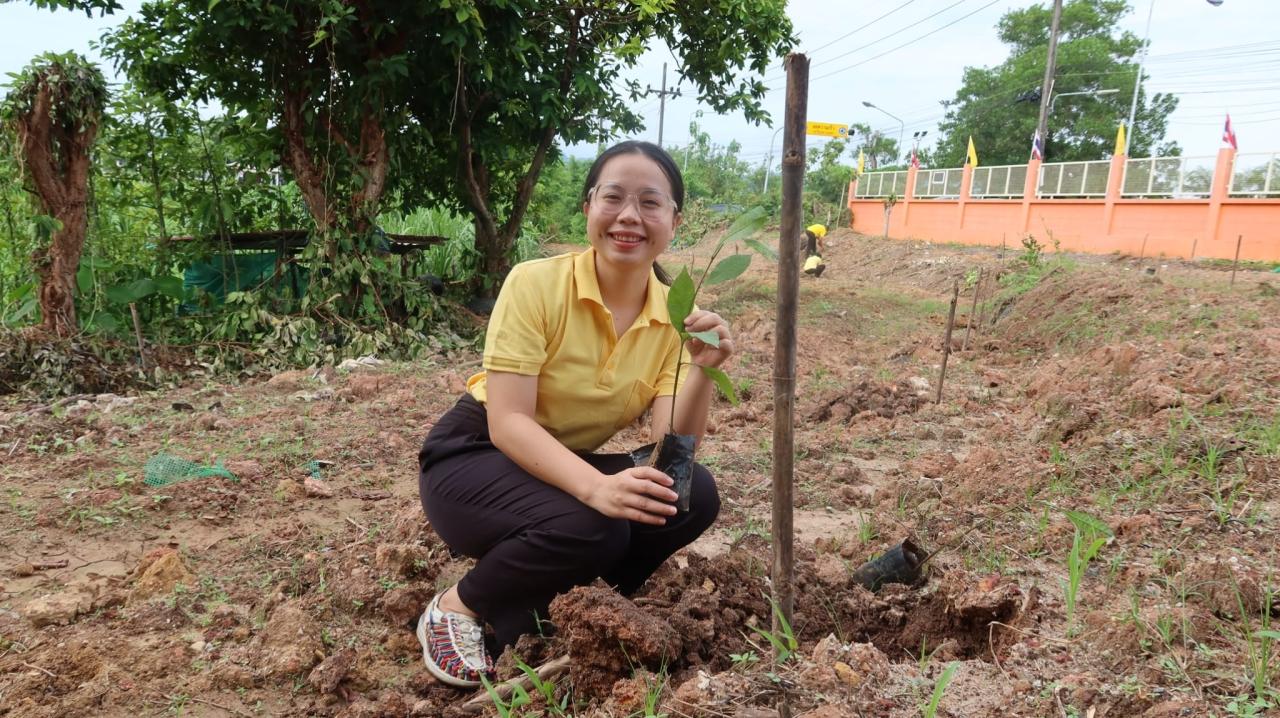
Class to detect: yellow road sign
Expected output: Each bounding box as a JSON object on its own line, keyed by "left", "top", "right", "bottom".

{"left": 806, "top": 122, "right": 849, "bottom": 138}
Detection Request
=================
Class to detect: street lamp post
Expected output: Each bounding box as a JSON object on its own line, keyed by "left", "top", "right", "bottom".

{"left": 862, "top": 101, "right": 905, "bottom": 165}
{"left": 762, "top": 125, "right": 784, "bottom": 193}
{"left": 1125, "top": 0, "right": 1224, "bottom": 155}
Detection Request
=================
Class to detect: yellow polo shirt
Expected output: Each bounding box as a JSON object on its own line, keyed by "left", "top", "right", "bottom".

{"left": 467, "top": 248, "right": 690, "bottom": 452}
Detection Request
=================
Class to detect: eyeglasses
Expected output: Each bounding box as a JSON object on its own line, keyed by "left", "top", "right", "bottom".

{"left": 587, "top": 182, "right": 677, "bottom": 220}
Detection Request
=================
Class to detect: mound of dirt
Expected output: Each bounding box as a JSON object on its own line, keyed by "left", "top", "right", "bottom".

{"left": 805, "top": 380, "right": 925, "bottom": 423}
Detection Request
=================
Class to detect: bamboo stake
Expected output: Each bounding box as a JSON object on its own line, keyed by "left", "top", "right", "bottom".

{"left": 1230, "top": 234, "right": 1243, "bottom": 288}
{"left": 771, "top": 54, "right": 807, "bottom": 718}
{"left": 961, "top": 268, "right": 982, "bottom": 352}
{"left": 936, "top": 280, "right": 960, "bottom": 404}
{"left": 129, "top": 302, "right": 148, "bottom": 371}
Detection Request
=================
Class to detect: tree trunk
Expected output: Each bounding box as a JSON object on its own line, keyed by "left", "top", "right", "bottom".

{"left": 13, "top": 80, "right": 99, "bottom": 338}
{"left": 281, "top": 90, "right": 337, "bottom": 234}
{"left": 34, "top": 204, "right": 89, "bottom": 336}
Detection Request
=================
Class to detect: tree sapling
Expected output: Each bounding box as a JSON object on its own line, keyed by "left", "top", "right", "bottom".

{"left": 631, "top": 206, "right": 772, "bottom": 510}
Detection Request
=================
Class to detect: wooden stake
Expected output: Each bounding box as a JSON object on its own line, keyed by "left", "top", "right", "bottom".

{"left": 936, "top": 280, "right": 960, "bottom": 405}
{"left": 1000, "top": 233, "right": 1006, "bottom": 259}
{"left": 129, "top": 302, "right": 148, "bottom": 371}
{"left": 1230, "top": 233, "right": 1243, "bottom": 288}
{"left": 772, "top": 53, "right": 807, "bottom": 703}
{"left": 975, "top": 269, "right": 989, "bottom": 330}
{"left": 1189, "top": 237, "right": 1198, "bottom": 261}
{"left": 961, "top": 268, "right": 982, "bottom": 352}
{"left": 459, "top": 655, "right": 570, "bottom": 714}
{"left": 1138, "top": 233, "right": 1148, "bottom": 265}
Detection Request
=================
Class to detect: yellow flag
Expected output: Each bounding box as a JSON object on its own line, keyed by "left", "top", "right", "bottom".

{"left": 966, "top": 136, "right": 979, "bottom": 168}
{"left": 857, "top": 150, "right": 865, "bottom": 174}
{"left": 1114, "top": 122, "right": 1127, "bottom": 156}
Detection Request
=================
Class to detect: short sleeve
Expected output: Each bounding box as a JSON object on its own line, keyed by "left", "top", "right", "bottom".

{"left": 652, "top": 327, "right": 692, "bottom": 397}
{"left": 483, "top": 264, "right": 550, "bottom": 375}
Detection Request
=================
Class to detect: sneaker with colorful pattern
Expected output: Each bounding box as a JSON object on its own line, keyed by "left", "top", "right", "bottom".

{"left": 417, "top": 590, "right": 495, "bottom": 688}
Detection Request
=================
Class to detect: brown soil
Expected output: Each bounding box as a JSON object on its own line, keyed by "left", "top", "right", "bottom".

{"left": 2, "top": 230, "right": 1278, "bottom": 717}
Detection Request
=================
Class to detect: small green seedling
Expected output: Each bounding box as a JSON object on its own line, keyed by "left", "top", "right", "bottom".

{"left": 744, "top": 594, "right": 799, "bottom": 664}
{"left": 663, "top": 205, "right": 772, "bottom": 420}
{"left": 921, "top": 661, "right": 959, "bottom": 718}
{"left": 1063, "top": 509, "right": 1113, "bottom": 636}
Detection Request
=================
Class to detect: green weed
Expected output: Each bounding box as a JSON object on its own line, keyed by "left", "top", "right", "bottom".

{"left": 921, "top": 662, "right": 959, "bottom": 718}
{"left": 1063, "top": 510, "right": 1112, "bottom": 636}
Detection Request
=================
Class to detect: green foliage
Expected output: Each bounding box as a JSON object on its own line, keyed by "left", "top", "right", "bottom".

{"left": 933, "top": 0, "right": 1179, "bottom": 165}
{"left": 745, "top": 594, "right": 799, "bottom": 664}
{"left": 921, "top": 662, "right": 959, "bottom": 718}
{"left": 1063, "top": 509, "right": 1112, "bottom": 635}
{"left": 1, "top": 51, "right": 108, "bottom": 131}
{"left": 662, "top": 206, "right": 770, "bottom": 413}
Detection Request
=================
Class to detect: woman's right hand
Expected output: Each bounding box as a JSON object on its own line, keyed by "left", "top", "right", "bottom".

{"left": 582, "top": 467, "right": 679, "bottom": 525}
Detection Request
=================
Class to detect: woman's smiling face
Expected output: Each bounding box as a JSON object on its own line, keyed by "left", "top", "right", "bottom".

{"left": 583, "top": 151, "right": 682, "bottom": 273}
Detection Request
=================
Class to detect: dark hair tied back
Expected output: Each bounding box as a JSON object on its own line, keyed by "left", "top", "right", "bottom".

{"left": 581, "top": 141, "right": 684, "bottom": 285}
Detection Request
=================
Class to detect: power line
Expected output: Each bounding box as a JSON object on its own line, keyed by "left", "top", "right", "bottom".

{"left": 761, "top": 0, "right": 971, "bottom": 85}
{"left": 804, "top": 0, "right": 920, "bottom": 57}
{"left": 807, "top": 0, "right": 1003, "bottom": 85}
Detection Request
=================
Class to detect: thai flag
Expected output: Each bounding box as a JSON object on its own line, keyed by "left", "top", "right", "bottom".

{"left": 1222, "top": 113, "right": 1238, "bottom": 150}
{"left": 1031, "top": 131, "right": 1044, "bottom": 160}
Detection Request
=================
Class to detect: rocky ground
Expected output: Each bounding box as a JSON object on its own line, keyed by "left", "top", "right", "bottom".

{"left": 2, "top": 229, "right": 1278, "bottom": 717}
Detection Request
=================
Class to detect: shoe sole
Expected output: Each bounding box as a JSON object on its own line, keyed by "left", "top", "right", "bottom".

{"left": 417, "top": 594, "right": 481, "bottom": 689}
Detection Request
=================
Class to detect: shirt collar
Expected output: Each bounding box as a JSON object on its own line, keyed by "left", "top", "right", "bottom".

{"left": 574, "top": 248, "right": 670, "bottom": 328}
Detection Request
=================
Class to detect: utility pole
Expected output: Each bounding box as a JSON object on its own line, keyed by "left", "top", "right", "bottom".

{"left": 647, "top": 62, "right": 681, "bottom": 149}
{"left": 1035, "top": 0, "right": 1064, "bottom": 159}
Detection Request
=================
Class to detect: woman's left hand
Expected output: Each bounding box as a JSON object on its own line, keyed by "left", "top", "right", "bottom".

{"left": 684, "top": 309, "right": 734, "bottom": 369}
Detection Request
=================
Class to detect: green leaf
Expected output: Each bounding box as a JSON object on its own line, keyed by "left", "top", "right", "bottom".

{"left": 705, "top": 254, "right": 751, "bottom": 285}
{"left": 666, "top": 267, "right": 694, "bottom": 332}
{"left": 105, "top": 279, "right": 157, "bottom": 304}
{"left": 152, "top": 275, "right": 185, "bottom": 300}
{"left": 689, "top": 329, "right": 720, "bottom": 347}
{"left": 1254, "top": 630, "right": 1280, "bottom": 640}
{"left": 745, "top": 238, "right": 778, "bottom": 261}
{"left": 701, "top": 365, "right": 738, "bottom": 405}
{"left": 208, "top": 0, "right": 221, "bottom": 9}
{"left": 721, "top": 206, "right": 769, "bottom": 246}
{"left": 76, "top": 265, "right": 94, "bottom": 295}
{"left": 1065, "top": 510, "right": 1113, "bottom": 539}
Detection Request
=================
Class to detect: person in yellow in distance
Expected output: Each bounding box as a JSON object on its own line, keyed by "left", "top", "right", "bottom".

{"left": 803, "top": 223, "right": 827, "bottom": 277}
{"left": 414, "top": 141, "right": 731, "bottom": 688}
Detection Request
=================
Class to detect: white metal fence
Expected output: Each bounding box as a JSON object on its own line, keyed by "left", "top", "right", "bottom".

{"left": 971, "top": 164, "right": 1027, "bottom": 198}
{"left": 915, "top": 168, "right": 964, "bottom": 198}
{"left": 848, "top": 153, "right": 1280, "bottom": 201}
{"left": 1122, "top": 155, "right": 1216, "bottom": 198}
{"left": 854, "top": 170, "right": 909, "bottom": 198}
{"left": 1230, "top": 152, "right": 1280, "bottom": 197}
{"left": 1038, "top": 160, "right": 1111, "bottom": 198}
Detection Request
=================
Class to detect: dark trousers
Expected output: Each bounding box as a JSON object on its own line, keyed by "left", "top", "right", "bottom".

{"left": 418, "top": 395, "right": 720, "bottom": 650}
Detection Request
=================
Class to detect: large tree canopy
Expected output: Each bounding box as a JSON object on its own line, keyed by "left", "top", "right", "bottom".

{"left": 103, "top": 0, "right": 795, "bottom": 297}
{"left": 931, "top": 0, "right": 1178, "bottom": 166}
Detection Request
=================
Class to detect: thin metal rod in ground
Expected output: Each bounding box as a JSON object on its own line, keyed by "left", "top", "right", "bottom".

{"left": 936, "top": 280, "right": 960, "bottom": 405}
{"left": 1230, "top": 234, "right": 1243, "bottom": 287}
{"left": 771, "top": 54, "right": 807, "bottom": 718}
{"left": 962, "top": 268, "right": 982, "bottom": 352}
{"left": 458, "top": 655, "right": 570, "bottom": 714}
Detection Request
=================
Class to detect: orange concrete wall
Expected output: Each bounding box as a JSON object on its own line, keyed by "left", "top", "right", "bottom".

{"left": 849, "top": 148, "right": 1280, "bottom": 261}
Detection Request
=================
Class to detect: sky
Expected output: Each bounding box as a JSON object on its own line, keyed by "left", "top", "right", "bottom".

{"left": 3, "top": 0, "right": 1278, "bottom": 170}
